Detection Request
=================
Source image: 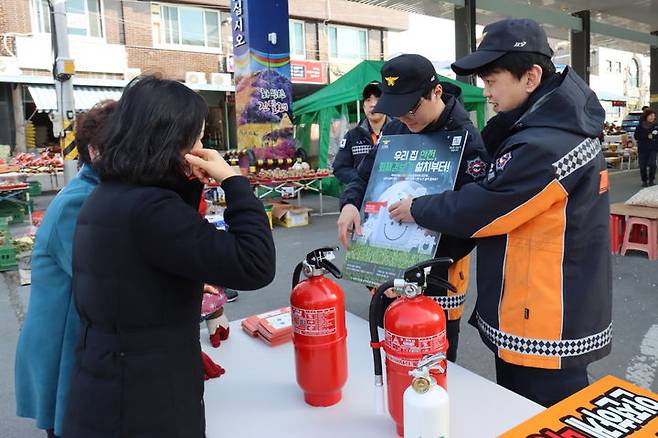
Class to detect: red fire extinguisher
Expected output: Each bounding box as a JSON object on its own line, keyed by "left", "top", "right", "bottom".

{"left": 369, "top": 258, "right": 455, "bottom": 437}
{"left": 291, "top": 247, "right": 347, "bottom": 407}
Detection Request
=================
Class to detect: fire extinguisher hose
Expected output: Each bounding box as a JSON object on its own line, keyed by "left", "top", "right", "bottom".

{"left": 369, "top": 279, "right": 394, "bottom": 414}
{"left": 291, "top": 261, "right": 304, "bottom": 289}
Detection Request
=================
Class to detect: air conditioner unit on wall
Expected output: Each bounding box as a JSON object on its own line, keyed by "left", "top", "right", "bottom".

{"left": 0, "top": 57, "right": 21, "bottom": 75}
{"left": 210, "top": 73, "right": 232, "bottom": 87}
{"left": 185, "top": 71, "right": 207, "bottom": 85}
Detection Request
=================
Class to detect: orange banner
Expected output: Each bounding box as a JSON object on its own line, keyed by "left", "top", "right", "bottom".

{"left": 500, "top": 375, "right": 658, "bottom": 438}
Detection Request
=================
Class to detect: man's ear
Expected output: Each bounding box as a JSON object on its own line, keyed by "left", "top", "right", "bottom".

{"left": 433, "top": 83, "right": 443, "bottom": 100}
{"left": 525, "top": 65, "right": 543, "bottom": 94}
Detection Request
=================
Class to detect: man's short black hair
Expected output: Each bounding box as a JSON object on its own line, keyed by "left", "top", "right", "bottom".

{"left": 95, "top": 75, "right": 208, "bottom": 189}
{"left": 476, "top": 52, "right": 556, "bottom": 83}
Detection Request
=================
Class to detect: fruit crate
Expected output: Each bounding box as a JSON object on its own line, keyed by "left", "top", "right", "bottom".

{"left": 28, "top": 181, "right": 42, "bottom": 196}
{"left": 0, "top": 246, "right": 17, "bottom": 270}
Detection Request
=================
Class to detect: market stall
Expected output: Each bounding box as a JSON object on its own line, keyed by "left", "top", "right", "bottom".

{"left": 202, "top": 312, "right": 544, "bottom": 437}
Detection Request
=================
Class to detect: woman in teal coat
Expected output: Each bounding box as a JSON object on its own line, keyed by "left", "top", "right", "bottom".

{"left": 15, "top": 101, "right": 116, "bottom": 438}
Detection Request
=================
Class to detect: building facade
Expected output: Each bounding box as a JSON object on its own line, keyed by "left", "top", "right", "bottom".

{"left": 0, "top": 0, "right": 408, "bottom": 151}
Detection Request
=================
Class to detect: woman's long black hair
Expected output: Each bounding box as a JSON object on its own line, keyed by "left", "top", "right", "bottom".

{"left": 95, "top": 75, "right": 208, "bottom": 188}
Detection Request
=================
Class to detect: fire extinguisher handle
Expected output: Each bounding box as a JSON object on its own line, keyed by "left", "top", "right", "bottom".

{"left": 403, "top": 257, "right": 454, "bottom": 283}
{"left": 320, "top": 259, "right": 342, "bottom": 279}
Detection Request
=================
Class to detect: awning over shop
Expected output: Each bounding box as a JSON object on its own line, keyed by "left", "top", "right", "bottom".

{"left": 26, "top": 85, "right": 123, "bottom": 113}
{"left": 596, "top": 91, "right": 629, "bottom": 102}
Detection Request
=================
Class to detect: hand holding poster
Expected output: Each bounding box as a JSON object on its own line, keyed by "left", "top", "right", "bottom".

{"left": 343, "top": 130, "right": 468, "bottom": 286}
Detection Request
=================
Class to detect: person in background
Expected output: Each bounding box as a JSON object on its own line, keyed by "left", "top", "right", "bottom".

{"left": 634, "top": 108, "right": 658, "bottom": 187}
{"left": 63, "top": 76, "right": 275, "bottom": 438}
{"left": 337, "top": 54, "right": 488, "bottom": 362}
{"left": 332, "top": 81, "right": 390, "bottom": 185}
{"left": 15, "top": 100, "right": 117, "bottom": 438}
{"left": 388, "top": 18, "right": 611, "bottom": 407}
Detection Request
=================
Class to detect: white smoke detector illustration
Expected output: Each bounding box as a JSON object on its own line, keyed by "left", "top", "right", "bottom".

{"left": 361, "top": 180, "right": 435, "bottom": 254}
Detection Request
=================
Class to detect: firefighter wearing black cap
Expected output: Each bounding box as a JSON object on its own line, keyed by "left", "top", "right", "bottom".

{"left": 332, "top": 82, "right": 390, "bottom": 185}
{"left": 388, "top": 19, "right": 612, "bottom": 407}
{"left": 337, "top": 54, "right": 489, "bottom": 362}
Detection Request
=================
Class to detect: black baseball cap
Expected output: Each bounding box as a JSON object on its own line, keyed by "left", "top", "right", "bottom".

{"left": 451, "top": 18, "right": 554, "bottom": 76}
{"left": 373, "top": 54, "right": 439, "bottom": 117}
{"left": 362, "top": 81, "right": 381, "bottom": 99}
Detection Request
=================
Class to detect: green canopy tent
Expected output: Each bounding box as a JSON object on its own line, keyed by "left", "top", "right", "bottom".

{"left": 292, "top": 60, "right": 487, "bottom": 196}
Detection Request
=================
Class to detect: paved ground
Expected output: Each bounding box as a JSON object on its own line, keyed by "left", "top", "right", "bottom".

{"left": 2, "top": 168, "right": 656, "bottom": 438}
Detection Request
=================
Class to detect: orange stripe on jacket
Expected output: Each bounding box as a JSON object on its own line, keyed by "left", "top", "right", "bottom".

{"left": 472, "top": 180, "right": 568, "bottom": 238}
{"left": 498, "top": 196, "right": 567, "bottom": 369}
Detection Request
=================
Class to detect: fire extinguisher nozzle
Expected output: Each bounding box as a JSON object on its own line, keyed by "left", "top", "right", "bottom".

{"left": 374, "top": 383, "right": 386, "bottom": 415}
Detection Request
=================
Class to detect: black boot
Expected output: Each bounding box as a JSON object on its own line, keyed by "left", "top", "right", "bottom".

{"left": 642, "top": 181, "right": 648, "bottom": 187}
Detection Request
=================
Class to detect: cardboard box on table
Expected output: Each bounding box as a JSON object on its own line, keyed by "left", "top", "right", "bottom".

{"left": 270, "top": 202, "right": 312, "bottom": 228}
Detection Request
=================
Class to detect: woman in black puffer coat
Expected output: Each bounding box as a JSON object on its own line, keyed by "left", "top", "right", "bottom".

{"left": 63, "top": 76, "right": 276, "bottom": 438}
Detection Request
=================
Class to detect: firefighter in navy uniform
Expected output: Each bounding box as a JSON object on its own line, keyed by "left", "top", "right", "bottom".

{"left": 337, "top": 54, "right": 489, "bottom": 362}
{"left": 388, "top": 19, "right": 612, "bottom": 407}
{"left": 332, "top": 82, "right": 390, "bottom": 185}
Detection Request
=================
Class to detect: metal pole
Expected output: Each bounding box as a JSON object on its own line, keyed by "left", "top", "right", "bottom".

{"left": 50, "top": 0, "right": 77, "bottom": 184}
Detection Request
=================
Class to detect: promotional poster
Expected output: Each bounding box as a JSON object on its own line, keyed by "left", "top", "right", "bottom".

{"left": 500, "top": 375, "right": 658, "bottom": 438}
{"left": 344, "top": 130, "right": 467, "bottom": 286}
{"left": 231, "top": 0, "right": 294, "bottom": 154}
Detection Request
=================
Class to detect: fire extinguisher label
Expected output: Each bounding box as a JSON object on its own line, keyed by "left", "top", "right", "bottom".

{"left": 384, "top": 330, "right": 445, "bottom": 355}
{"left": 292, "top": 307, "right": 337, "bottom": 336}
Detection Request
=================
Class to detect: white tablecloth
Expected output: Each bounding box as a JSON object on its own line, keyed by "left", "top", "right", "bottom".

{"left": 202, "top": 312, "right": 543, "bottom": 437}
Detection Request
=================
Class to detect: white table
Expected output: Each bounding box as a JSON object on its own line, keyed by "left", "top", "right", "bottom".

{"left": 202, "top": 312, "right": 543, "bottom": 437}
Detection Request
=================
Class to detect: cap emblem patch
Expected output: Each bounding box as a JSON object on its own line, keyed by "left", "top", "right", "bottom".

{"left": 384, "top": 76, "right": 399, "bottom": 87}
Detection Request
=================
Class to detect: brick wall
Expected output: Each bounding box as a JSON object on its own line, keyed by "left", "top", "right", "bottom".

{"left": 0, "top": 0, "right": 32, "bottom": 55}
{"left": 289, "top": 0, "right": 408, "bottom": 32}
{"left": 127, "top": 47, "right": 219, "bottom": 81}
{"left": 104, "top": 0, "right": 124, "bottom": 45}
{"left": 368, "top": 28, "right": 383, "bottom": 60}
{"left": 0, "top": 0, "right": 31, "bottom": 34}
{"left": 122, "top": 0, "right": 152, "bottom": 48}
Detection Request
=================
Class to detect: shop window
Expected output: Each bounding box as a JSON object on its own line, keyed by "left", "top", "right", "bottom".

{"left": 34, "top": 0, "right": 103, "bottom": 37}
{"left": 328, "top": 25, "right": 368, "bottom": 61}
{"left": 159, "top": 4, "right": 221, "bottom": 50}
{"left": 629, "top": 58, "right": 640, "bottom": 88}
{"left": 289, "top": 20, "right": 305, "bottom": 59}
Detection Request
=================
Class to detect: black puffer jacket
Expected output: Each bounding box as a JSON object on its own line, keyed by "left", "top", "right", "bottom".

{"left": 64, "top": 176, "right": 275, "bottom": 438}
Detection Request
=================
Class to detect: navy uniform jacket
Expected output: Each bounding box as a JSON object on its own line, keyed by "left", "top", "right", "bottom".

{"left": 340, "top": 83, "right": 488, "bottom": 319}
{"left": 332, "top": 118, "right": 389, "bottom": 185}
{"left": 411, "top": 67, "right": 612, "bottom": 369}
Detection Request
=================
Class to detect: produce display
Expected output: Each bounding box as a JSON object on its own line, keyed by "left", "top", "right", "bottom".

{"left": 251, "top": 162, "right": 331, "bottom": 182}
{"left": 12, "top": 151, "right": 64, "bottom": 173}
{"left": 12, "top": 236, "right": 35, "bottom": 253}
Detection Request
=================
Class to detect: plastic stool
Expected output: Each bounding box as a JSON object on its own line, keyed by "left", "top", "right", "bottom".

{"left": 620, "top": 217, "right": 658, "bottom": 261}
{"left": 609, "top": 214, "right": 624, "bottom": 254}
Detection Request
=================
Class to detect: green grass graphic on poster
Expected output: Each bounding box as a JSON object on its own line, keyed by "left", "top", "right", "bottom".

{"left": 344, "top": 130, "right": 468, "bottom": 287}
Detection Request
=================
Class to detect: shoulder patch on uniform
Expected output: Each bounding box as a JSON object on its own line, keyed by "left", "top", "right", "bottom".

{"left": 553, "top": 138, "right": 601, "bottom": 181}
{"left": 339, "top": 138, "right": 346, "bottom": 149}
{"left": 466, "top": 157, "right": 487, "bottom": 179}
{"left": 495, "top": 152, "right": 512, "bottom": 172}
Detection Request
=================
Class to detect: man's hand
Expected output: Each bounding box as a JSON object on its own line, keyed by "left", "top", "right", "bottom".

{"left": 337, "top": 204, "right": 362, "bottom": 249}
{"left": 388, "top": 196, "right": 415, "bottom": 224}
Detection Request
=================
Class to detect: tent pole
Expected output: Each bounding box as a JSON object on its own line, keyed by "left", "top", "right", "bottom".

{"left": 356, "top": 99, "right": 360, "bottom": 123}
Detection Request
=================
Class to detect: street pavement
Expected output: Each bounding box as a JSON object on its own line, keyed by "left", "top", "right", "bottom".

{"left": 1, "top": 168, "right": 656, "bottom": 438}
